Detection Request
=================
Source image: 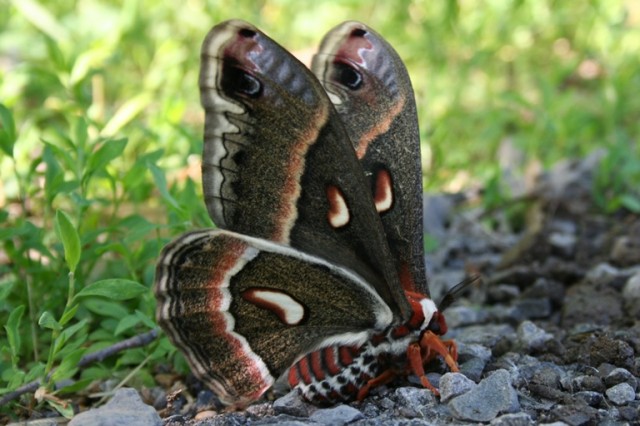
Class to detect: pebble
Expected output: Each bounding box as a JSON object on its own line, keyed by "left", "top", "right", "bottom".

{"left": 392, "top": 386, "right": 436, "bottom": 408}
{"left": 604, "top": 367, "right": 638, "bottom": 391}
{"left": 517, "top": 320, "right": 554, "bottom": 352}
{"left": 605, "top": 382, "right": 636, "bottom": 405}
{"left": 622, "top": 271, "right": 640, "bottom": 318}
{"left": 272, "top": 390, "right": 314, "bottom": 417}
{"left": 68, "top": 388, "right": 161, "bottom": 426}
{"left": 458, "top": 342, "right": 492, "bottom": 382}
{"left": 448, "top": 369, "right": 520, "bottom": 422}
{"left": 389, "top": 386, "right": 438, "bottom": 418}
{"left": 487, "top": 284, "right": 521, "bottom": 303}
{"left": 513, "top": 298, "right": 552, "bottom": 320}
{"left": 253, "top": 417, "right": 313, "bottom": 426}
{"left": 445, "top": 305, "right": 488, "bottom": 327}
{"left": 490, "top": 412, "right": 535, "bottom": 426}
{"left": 549, "top": 232, "right": 576, "bottom": 258}
{"left": 611, "top": 236, "right": 640, "bottom": 267}
{"left": 584, "top": 263, "right": 622, "bottom": 287}
{"left": 439, "top": 372, "right": 476, "bottom": 402}
{"left": 571, "top": 375, "right": 605, "bottom": 393}
{"left": 308, "top": 405, "right": 364, "bottom": 425}
{"left": 574, "top": 390, "right": 603, "bottom": 407}
{"left": 454, "top": 324, "right": 516, "bottom": 347}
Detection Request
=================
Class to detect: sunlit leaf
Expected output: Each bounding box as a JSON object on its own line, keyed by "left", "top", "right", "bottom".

{"left": 38, "top": 311, "right": 62, "bottom": 331}
{"left": 75, "top": 279, "right": 147, "bottom": 301}
{"left": 0, "top": 104, "right": 16, "bottom": 157}
{"left": 55, "top": 210, "right": 81, "bottom": 273}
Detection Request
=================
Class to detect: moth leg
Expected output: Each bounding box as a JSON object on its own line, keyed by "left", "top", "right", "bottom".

{"left": 356, "top": 369, "right": 397, "bottom": 401}
{"left": 407, "top": 342, "right": 440, "bottom": 395}
{"left": 420, "top": 330, "right": 459, "bottom": 372}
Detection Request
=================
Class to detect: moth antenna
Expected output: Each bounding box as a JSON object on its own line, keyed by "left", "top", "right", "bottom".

{"left": 437, "top": 275, "right": 481, "bottom": 312}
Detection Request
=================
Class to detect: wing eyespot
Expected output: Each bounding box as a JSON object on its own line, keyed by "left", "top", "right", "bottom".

{"left": 332, "top": 62, "right": 363, "bottom": 91}
{"left": 222, "top": 64, "right": 263, "bottom": 98}
{"left": 238, "top": 28, "right": 257, "bottom": 38}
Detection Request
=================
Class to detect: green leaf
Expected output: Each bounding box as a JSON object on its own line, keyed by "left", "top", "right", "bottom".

{"left": 52, "top": 320, "right": 88, "bottom": 357}
{"left": 84, "top": 299, "right": 129, "bottom": 320}
{"left": 51, "top": 348, "right": 85, "bottom": 383}
{"left": 135, "top": 310, "right": 157, "bottom": 330}
{"left": 148, "top": 162, "right": 181, "bottom": 210}
{"left": 57, "top": 378, "right": 93, "bottom": 395}
{"left": 101, "top": 94, "right": 152, "bottom": 137}
{"left": 48, "top": 399, "right": 75, "bottom": 419}
{"left": 5, "top": 305, "right": 25, "bottom": 364}
{"left": 25, "top": 363, "right": 46, "bottom": 383}
{"left": 55, "top": 210, "right": 81, "bottom": 273}
{"left": 1, "top": 367, "right": 26, "bottom": 390}
{"left": 38, "top": 311, "right": 62, "bottom": 331}
{"left": 0, "top": 104, "right": 16, "bottom": 157}
{"left": 85, "top": 138, "right": 128, "bottom": 178}
{"left": 12, "top": 0, "right": 71, "bottom": 46}
{"left": 114, "top": 314, "right": 141, "bottom": 336}
{"left": 75, "top": 279, "right": 147, "bottom": 301}
{"left": 58, "top": 304, "right": 79, "bottom": 326}
{"left": 620, "top": 194, "right": 640, "bottom": 213}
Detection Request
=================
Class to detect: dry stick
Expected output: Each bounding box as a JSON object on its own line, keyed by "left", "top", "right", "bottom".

{"left": 0, "top": 328, "right": 160, "bottom": 407}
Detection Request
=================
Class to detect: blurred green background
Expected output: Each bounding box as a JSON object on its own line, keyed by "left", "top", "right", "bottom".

{"left": 1, "top": 0, "right": 639, "bottom": 417}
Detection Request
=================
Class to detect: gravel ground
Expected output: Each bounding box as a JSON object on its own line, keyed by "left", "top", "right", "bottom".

{"left": 15, "top": 150, "right": 640, "bottom": 426}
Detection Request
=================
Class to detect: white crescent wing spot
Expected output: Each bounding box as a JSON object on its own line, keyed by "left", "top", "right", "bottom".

{"left": 243, "top": 288, "right": 305, "bottom": 325}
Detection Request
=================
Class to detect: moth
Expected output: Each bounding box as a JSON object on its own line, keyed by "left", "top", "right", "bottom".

{"left": 155, "top": 20, "right": 461, "bottom": 409}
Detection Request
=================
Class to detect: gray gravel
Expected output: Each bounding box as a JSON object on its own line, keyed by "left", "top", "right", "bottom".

{"left": 69, "top": 150, "right": 640, "bottom": 426}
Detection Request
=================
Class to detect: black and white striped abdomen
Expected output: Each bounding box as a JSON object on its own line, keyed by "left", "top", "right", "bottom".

{"left": 287, "top": 331, "right": 417, "bottom": 404}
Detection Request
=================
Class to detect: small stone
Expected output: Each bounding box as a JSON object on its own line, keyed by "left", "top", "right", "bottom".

{"left": 445, "top": 305, "right": 488, "bottom": 327}
{"left": 253, "top": 415, "right": 312, "bottom": 426}
{"left": 562, "top": 286, "right": 624, "bottom": 328}
{"left": 272, "top": 390, "right": 314, "bottom": 417}
{"left": 439, "top": 372, "right": 476, "bottom": 402}
{"left": 584, "top": 263, "right": 622, "bottom": 286}
{"left": 392, "top": 387, "right": 437, "bottom": 418}
{"left": 550, "top": 404, "right": 598, "bottom": 425}
{"left": 194, "top": 390, "right": 218, "bottom": 412}
{"left": 517, "top": 320, "right": 554, "bottom": 352}
{"left": 589, "top": 335, "right": 635, "bottom": 370}
{"left": 618, "top": 405, "right": 639, "bottom": 422}
{"left": 454, "top": 324, "right": 516, "bottom": 347}
{"left": 448, "top": 369, "right": 520, "bottom": 422}
{"left": 458, "top": 342, "right": 493, "bottom": 362}
{"left": 572, "top": 375, "right": 606, "bottom": 393}
{"left": 69, "top": 388, "right": 162, "bottom": 426}
{"left": 623, "top": 272, "right": 640, "bottom": 319}
{"left": 574, "top": 391, "right": 604, "bottom": 407}
{"left": 308, "top": 404, "right": 364, "bottom": 425}
{"left": 490, "top": 412, "right": 535, "bottom": 426}
{"left": 549, "top": 232, "right": 576, "bottom": 258}
{"left": 604, "top": 367, "right": 638, "bottom": 391}
{"left": 611, "top": 236, "right": 640, "bottom": 267}
{"left": 605, "top": 382, "right": 636, "bottom": 405}
{"left": 457, "top": 343, "right": 492, "bottom": 382}
{"left": 521, "top": 279, "right": 565, "bottom": 306}
{"left": 512, "top": 298, "right": 553, "bottom": 321}
{"left": 460, "top": 356, "right": 489, "bottom": 383}
{"left": 7, "top": 419, "right": 60, "bottom": 426}
{"left": 392, "top": 386, "right": 436, "bottom": 407}
{"left": 487, "top": 284, "right": 521, "bottom": 303}
{"left": 245, "top": 402, "right": 275, "bottom": 417}
{"left": 531, "top": 364, "right": 564, "bottom": 389}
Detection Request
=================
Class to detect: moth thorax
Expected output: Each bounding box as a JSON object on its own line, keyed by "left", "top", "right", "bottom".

{"left": 418, "top": 297, "right": 438, "bottom": 331}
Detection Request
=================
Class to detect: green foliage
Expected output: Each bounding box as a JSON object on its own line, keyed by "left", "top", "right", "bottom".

{"left": 594, "top": 139, "right": 640, "bottom": 213}
{"left": 0, "top": 0, "right": 639, "bottom": 417}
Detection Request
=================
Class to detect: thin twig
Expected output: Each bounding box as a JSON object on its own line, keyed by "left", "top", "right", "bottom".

{"left": 0, "top": 328, "right": 160, "bottom": 407}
